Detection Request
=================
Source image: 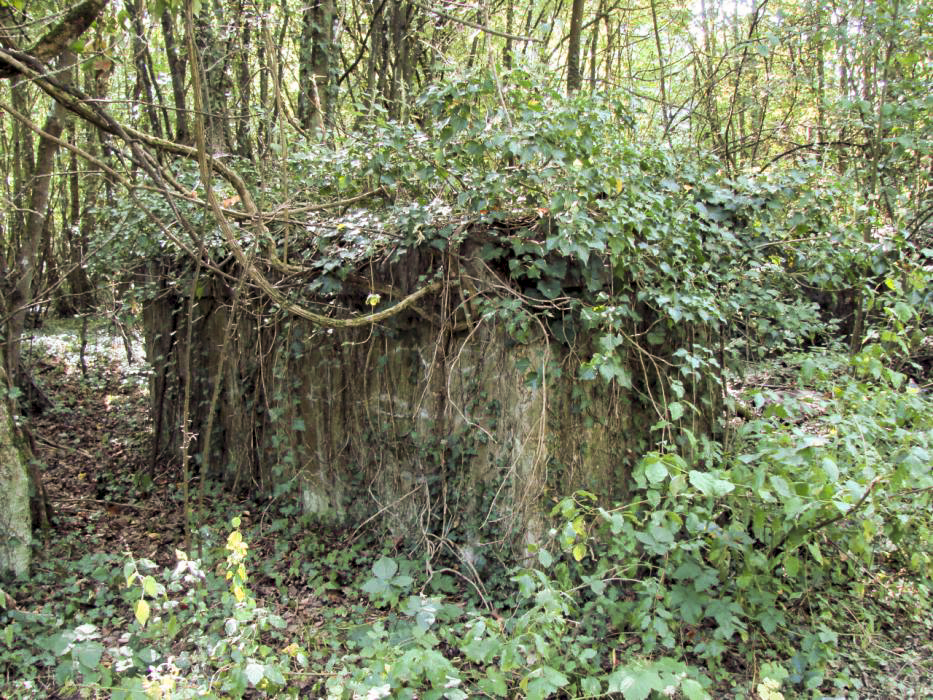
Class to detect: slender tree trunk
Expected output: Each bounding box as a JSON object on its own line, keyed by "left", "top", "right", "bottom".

{"left": 257, "top": 0, "right": 270, "bottom": 153}
{"left": 298, "top": 0, "right": 337, "bottom": 135}
{"left": 368, "top": 0, "right": 385, "bottom": 115}
{"left": 567, "top": 0, "right": 585, "bottom": 93}
{"left": 235, "top": 9, "right": 253, "bottom": 158}
{"left": 504, "top": 0, "right": 514, "bottom": 68}
{"left": 58, "top": 138, "right": 94, "bottom": 315}
{"left": 126, "top": 0, "right": 165, "bottom": 140}
{"left": 195, "top": 0, "right": 232, "bottom": 153}
{"left": 649, "top": 0, "right": 670, "bottom": 137}
{"left": 0, "top": 355, "right": 31, "bottom": 577}
{"left": 161, "top": 7, "right": 190, "bottom": 144}
{"left": 5, "top": 54, "right": 73, "bottom": 384}
{"left": 587, "top": 4, "right": 599, "bottom": 90}
{"left": 815, "top": 11, "right": 825, "bottom": 149}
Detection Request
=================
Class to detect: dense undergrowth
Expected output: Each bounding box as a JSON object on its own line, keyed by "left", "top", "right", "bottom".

{"left": 1, "top": 72, "right": 931, "bottom": 700}
{"left": 0, "top": 322, "right": 930, "bottom": 699}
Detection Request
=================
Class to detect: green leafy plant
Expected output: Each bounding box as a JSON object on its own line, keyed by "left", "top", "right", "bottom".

{"left": 361, "top": 556, "right": 416, "bottom": 608}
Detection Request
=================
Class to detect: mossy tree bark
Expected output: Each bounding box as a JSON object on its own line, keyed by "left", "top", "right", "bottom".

{"left": 0, "top": 356, "right": 31, "bottom": 577}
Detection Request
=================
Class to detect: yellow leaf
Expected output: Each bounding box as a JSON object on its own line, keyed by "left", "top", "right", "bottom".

{"left": 572, "top": 516, "right": 586, "bottom": 537}
{"left": 572, "top": 543, "right": 586, "bottom": 561}
{"left": 135, "top": 599, "right": 150, "bottom": 627}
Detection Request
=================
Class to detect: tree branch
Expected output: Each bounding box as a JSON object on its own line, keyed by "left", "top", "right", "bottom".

{"left": 771, "top": 475, "right": 884, "bottom": 556}
{"left": 0, "top": 0, "right": 108, "bottom": 79}
{"left": 408, "top": 1, "right": 543, "bottom": 44}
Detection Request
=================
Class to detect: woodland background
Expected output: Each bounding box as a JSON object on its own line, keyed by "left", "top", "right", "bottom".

{"left": 0, "top": 0, "right": 930, "bottom": 697}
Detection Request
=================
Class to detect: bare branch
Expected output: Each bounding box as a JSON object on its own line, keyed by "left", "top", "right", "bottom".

{"left": 0, "top": 0, "right": 108, "bottom": 79}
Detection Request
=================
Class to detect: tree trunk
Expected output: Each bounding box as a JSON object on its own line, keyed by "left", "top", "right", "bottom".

{"left": 161, "top": 7, "right": 190, "bottom": 144}
{"left": 298, "top": 0, "right": 337, "bottom": 135}
{"left": 126, "top": 0, "right": 166, "bottom": 140}
{"left": 5, "top": 54, "right": 73, "bottom": 383}
{"left": 0, "top": 355, "right": 31, "bottom": 577}
{"left": 567, "top": 0, "right": 585, "bottom": 93}
{"left": 195, "top": 0, "right": 233, "bottom": 153}
{"left": 649, "top": 0, "right": 670, "bottom": 137}
{"left": 234, "top": 12, "right": 253, "bottom": 158}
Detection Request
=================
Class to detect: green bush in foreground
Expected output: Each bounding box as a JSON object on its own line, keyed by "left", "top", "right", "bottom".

{"left": 1, "top": 344, "right": 930, "bottom": 699}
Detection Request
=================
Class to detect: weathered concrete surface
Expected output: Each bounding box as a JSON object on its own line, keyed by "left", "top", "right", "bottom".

{"left": 142, "top": 252, "right": 719, "bottom": 559}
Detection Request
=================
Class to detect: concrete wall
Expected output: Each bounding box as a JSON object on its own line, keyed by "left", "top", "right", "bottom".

{"left": 142, "top": 256, "right": 719, "bottom": 560}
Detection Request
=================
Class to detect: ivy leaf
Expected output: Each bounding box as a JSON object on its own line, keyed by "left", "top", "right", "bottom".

{"left": 372, "top": 556, "right": 398, "bottom": 580}
{"left": 705, "top": 598, "right": 743, "bottom": 638}
{"left": 50, "top": 632, "right": 73, "bottom": 656}
{"left": 135, "top": 599, "right": 150, "bottom": 627}
{"left": 524, "top": 665, "right": 569, "bottom": 700}
{"left": 464, "top": 635, "right": 501, "bottom": 664}
{"left": 75, "top": 642, "right": 103, "bottom": 670}
{"left": 756, "top": 606, "right": 785, "bottom": 634}
{"left": 537, "top": 278, "right": 562, "bottom": 300}
{"left": 643, "top": 456, "right": 668, "bottom": 485}
{"left": 689, "top": 470, "right": 735, "bottom": 498}
{"left": 606, "top": 664, "right": 663, "bottom": 699}
{"left": 245, "top": 662, "right": 264, "bottom": 686}
{"left": 416, "top": 607, "right": 437, "bottom": 631}
{"left": 361, "top": 578, "right": 388, "bottom": 596}
{"left": 668, "top": 584, "right": 704, "bottom": 624}
{"left": 669, "top": 402, "right": 685, "bottom": 421}
{"left": 264, "top": 664, "right": 286, "bottom": 686}
{"left": 681, "top": 678, "right": 711, "bottom": 699}
{"left": 477, "top": 668, "right": 508, "bottom": 696}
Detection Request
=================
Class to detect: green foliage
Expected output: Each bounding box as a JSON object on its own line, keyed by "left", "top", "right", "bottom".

{"left": 4, "top": 361, "right": 931, "bottom": 697}
{"left": 361, "top": 556, "right": 416, "bottom": 608}
{"left": 110, "top": 71, "right": 922, "bottom": 463}
{"left": 7, "top": 57, "right": 932, "bottom": 700}
{"left": 516, "top": 347, "right": 931, "bottom": 695}
{"left": 0, "top": 519, "right": 300, "bottom": 698}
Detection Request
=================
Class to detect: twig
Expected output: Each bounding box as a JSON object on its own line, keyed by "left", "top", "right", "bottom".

{"left": 425, "top": 566, "right": 492, "bottom": 612}
{"left": 34, "top": 435, "right": 97, "bottom": 460}
{"left": 408, "top": 1, "right": 543, "bottom": 43}
{"left": 52, "top": 497, "right": 157, "bottom": 513}
{"left": 771, "top": 475, "right": 885, "bottom": 555}
{"left": 347, "top": 485, "right": 422, "bottom": 544}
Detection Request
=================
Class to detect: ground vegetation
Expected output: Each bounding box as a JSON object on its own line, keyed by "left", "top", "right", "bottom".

{"left": 0, "top": 0, "right": 929, "bottom": 697}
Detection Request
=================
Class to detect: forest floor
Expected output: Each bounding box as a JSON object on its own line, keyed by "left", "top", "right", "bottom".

{"left": 2, "top": 319, "right": 931, "bottom": 698}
